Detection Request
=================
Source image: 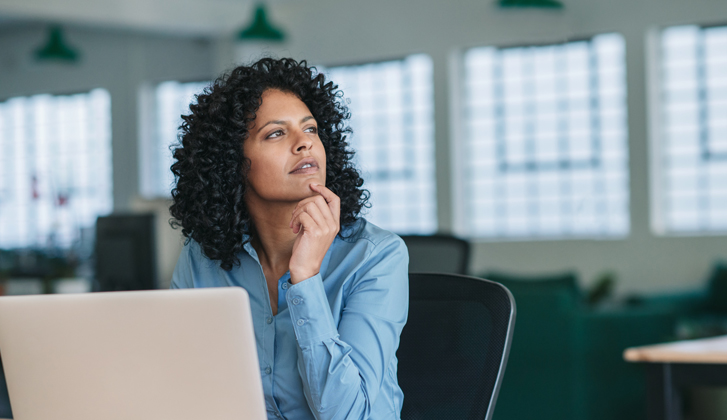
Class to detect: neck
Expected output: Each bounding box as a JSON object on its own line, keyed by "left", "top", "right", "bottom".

{"left": 247, "top": 198, "right": 298, "bottom": 273}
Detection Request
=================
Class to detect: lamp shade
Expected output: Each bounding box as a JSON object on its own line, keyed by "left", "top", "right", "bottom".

{"left": 238, "top": 4, "right": 285, "bottom": 42}
{"left": 35, "top": 26, "right": 79, "bottom": 62}
{"left": 499, "top": 0, "right": 564, "bottom": 8}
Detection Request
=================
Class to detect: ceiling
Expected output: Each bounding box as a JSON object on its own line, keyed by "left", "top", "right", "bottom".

{"left": 0, "top": 0, "right": 291, "bottom": 37}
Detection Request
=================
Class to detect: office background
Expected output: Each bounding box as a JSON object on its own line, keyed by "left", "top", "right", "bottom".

{"left": 2, "top": 0, "right": 726, "bottom": 294}
{"left": 1, "top": 0, "right": 727, "bottom": 417}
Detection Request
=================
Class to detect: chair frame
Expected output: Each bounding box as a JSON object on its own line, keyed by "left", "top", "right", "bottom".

{"left": 402, "top": 272, "right": 516, "bottom": 420}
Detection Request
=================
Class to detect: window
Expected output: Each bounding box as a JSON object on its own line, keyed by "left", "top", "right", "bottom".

{"left": 462, "top": 34, "right": 629, "bottom": 239}
{"left": 658, "top": 24, "right": 727, "bottom": 233}
{"left": 0, "top": 89, "right": 112, "bottom": 249}
{"left": 325, "top": 54, "right": 437, "bottom": 234}
{"left": 140, "top": 80, "right": 209, "bottom": 198}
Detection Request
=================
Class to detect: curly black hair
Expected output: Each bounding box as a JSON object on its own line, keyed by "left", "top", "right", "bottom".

{"left": 169, "top": 57, "right": 369, "bottom": 271}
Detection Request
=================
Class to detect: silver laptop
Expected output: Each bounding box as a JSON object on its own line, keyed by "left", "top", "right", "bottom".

{"left": 0, "top": 287, "right": 266, "bottom": 420}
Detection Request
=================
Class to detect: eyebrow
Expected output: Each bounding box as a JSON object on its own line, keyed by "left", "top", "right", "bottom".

{"left": 257, "top": 116, "right": 315, "bottom": 132}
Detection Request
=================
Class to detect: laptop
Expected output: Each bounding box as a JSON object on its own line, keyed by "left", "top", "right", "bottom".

{"left": 0, "top": 287, "right": 266, "bottom": 420}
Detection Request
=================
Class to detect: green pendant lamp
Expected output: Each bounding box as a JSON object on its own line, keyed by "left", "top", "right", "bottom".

{"left": 499, "top": 0, "right": 564, "bottom": 8}
{"left": 35, "top": 26, "right": 79, "bottom": 62}
{"left": 237, "top": 3, "right": 286, "bottom": 42}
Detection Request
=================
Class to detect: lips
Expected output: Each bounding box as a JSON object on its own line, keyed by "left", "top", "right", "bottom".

{"left": 289, "top": 157, "right": 319, "bottom": 174}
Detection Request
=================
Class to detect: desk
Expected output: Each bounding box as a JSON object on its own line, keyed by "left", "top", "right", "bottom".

{"left": 624, "top": 335, "right": 727, "bottom": 420}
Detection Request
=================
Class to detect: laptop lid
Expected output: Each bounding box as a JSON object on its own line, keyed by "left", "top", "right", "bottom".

{"left": 0, "top": 287, "right": 266, "bottom": 420}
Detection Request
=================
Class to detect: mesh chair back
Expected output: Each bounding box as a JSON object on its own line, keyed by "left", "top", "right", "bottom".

{"left": 0, "top": 355, "right": 10, "bottom": 418}
{"left": 397, "top": 273, "right": 516, "bottom": 420}
{"left": 400, "top": 235, "right": 470, "bottom": 274}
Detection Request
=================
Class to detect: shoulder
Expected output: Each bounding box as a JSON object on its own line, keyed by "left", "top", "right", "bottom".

{"left": 171, "top": 237, "right": 229, "bottom": 289}
{"left": 179, "top": 237, "right": 203, "bottom": 259}
{"left": 339, "top": 217, "right": 408, "bottom": 261}
{"left": 176, "top": 237, "right": 221, "bottom": 270}
{"left": 335, "top": 219, "right": 409, "bottom": 301}
{"left": 340, "top": 218, "right": 406, "bottom": 250}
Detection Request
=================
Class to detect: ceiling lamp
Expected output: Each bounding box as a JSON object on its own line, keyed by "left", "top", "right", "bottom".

{"left": 237, "top": 4, "right": 286, "bottom": 42}
{"left": 35, "top": 26, "right": 79, "bottom": 62}
{"left": 499, "top": 0, "right": 564, "bottom": 8}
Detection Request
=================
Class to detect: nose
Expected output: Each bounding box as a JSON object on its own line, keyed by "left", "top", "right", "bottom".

{"left": 293, "top": 129, "right": 313, "bottom": 153}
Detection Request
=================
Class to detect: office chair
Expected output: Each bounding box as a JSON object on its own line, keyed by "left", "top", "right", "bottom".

{"left": 400, "top": 235, "right": 470, "bottom": 274}
{"left": 397, "top": 273, "right": 516, "bottom": 420}
{"left": 0, "top": 354, "right": 10, "bottom": 418}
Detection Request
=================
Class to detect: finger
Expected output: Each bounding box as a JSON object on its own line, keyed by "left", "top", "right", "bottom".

{"left": 290, "top": 194, "right": 335, "bottom": 229}
{"left": 290, "top": 195, "right": 322, "bottom": 228}
{"left": 294, "top": 212, "right": 315, "bottom": 235}
{"left": 291, "top": 201, "right": 328, "bottom": 235}
{"left": 309, "top": 184, "right": 341, "bottom": 222}
{"left": 309, "top": 195, "right": 337, "bottom": 230}
{"left": 302, "top": 200, "right": 329, "bottom": 230}
{"left": 290, "top": 196, "right": 322, "bottom": 228}
{"left": 309, "top": 183, "right": 336, "bottom": 203}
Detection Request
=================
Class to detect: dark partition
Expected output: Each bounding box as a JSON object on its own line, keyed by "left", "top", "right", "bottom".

{"left": 95, "top": 213, "right": 157, "bottom": 291}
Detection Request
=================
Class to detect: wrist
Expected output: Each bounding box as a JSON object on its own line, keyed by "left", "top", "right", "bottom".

{"left": 289, "top": 267, "right": 319, "bottom": 284}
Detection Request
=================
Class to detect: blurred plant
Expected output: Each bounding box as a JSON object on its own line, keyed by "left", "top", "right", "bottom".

{"left": 0, "top": 247, "right": 79, "bottom": 294}
{"left": 587, "top": 271, "right": 616, "bottom": 306}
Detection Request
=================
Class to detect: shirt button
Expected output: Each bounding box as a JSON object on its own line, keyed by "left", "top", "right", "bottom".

{"left": 296, "top": 319, "right": 305, "bottom": 326}
{"left": 265, "top": 367, "right": 272, "bottom": 375}
{"left": 266, "top": 317, "right": 273, "bottom": 324}
{"left": 292, "top": 298, "right": 300, "bottom": 305}
{"left": 281, "top": 282, "right": 289, "bottom": 290}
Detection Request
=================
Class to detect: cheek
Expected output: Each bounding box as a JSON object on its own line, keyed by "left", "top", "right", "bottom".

{"left": 247, "top": 157, "right": 275, "bottom": 188}
{"left": 244, "top": 149, "right": 289, "bottom": 197}
{"left": 317, "top": 140, "right": 327, "bottom": 171}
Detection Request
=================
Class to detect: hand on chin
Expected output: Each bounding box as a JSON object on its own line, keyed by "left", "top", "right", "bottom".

{"left": 288, "top": 184, "right": 341, "bottom": 284}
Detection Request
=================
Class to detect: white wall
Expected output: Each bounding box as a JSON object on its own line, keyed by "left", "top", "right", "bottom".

{"left": 2, "top": 0, "right": 726, "bottom": 294}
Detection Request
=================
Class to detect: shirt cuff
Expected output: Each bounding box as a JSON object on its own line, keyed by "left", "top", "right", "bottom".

{"left": 286, "top": 273, "right": 338, "bottom": 347}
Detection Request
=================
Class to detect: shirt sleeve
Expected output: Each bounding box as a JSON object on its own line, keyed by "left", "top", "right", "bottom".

{"left": 286, "top": 234, "right": 409, "bottom": 420}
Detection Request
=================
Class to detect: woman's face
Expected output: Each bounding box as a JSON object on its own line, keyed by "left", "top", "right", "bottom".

{"left": 243, "top": 89, "right": 327, "bottom": 204}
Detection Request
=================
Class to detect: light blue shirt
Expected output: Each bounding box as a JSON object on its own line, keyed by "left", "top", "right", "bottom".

{"left": 170, "top": 218, "right": 409, "bottom": 420}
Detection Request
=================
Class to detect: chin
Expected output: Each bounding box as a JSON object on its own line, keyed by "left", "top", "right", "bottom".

{"left": 285, "top": 185, "right": 320, "bottom": 201}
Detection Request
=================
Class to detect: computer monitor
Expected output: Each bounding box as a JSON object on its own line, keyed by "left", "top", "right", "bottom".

{"left": 95, "top": 213, "right": 157, "bottom": 291}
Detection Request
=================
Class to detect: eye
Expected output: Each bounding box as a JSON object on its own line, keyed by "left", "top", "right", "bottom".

{"left": 304, "top": 126, "right": 318, "bottom": 134}
{"left": 266, "top": 129, "right": 284, "bottom": 139}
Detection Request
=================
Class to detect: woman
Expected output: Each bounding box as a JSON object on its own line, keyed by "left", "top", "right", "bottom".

{"left": 169, "top": 57, "right": 409, "bottom": 420}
